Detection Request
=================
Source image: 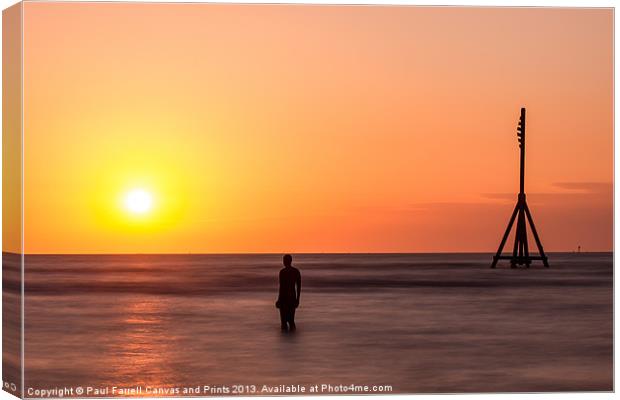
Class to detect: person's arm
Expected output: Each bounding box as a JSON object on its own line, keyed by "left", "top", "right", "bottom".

{"left": 276, "top": 270, "right": 282, "bottom": 308}
{"left": 295, "top": 270, "right": 301, "bottom": 307}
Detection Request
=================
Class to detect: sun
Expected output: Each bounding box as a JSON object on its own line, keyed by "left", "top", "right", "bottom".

{"left": 124, "top": 189, "right": 153, "bottom": 214}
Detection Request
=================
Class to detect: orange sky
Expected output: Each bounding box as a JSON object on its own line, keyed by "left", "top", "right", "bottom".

{"left": 12, "top": 3, "right": 613, "bottom": 254}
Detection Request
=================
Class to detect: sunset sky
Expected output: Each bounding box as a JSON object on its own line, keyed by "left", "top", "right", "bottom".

{"left": 11, "top": 3, "right": 613, "bottom": 253}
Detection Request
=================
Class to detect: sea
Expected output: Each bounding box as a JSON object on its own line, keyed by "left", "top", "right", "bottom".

{"left": 2, "top": 253, "right": 613, "bottom": 395}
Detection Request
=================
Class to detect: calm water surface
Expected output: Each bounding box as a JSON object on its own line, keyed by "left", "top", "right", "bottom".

{"left": 5, "top": 253, "right": 613, "bottom": 394}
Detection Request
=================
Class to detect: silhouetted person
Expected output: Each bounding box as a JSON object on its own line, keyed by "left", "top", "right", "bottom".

{"left": 276, "top": 254, "right": 301, "bottom": 332}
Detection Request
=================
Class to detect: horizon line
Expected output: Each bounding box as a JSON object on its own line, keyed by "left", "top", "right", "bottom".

{"left": 1, "top": 250, "right": 612, "bottom": 256}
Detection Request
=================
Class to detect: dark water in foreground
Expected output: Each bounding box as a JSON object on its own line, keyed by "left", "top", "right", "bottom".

{"left": 4, "top": 253, "right": 613, "bottom": 395}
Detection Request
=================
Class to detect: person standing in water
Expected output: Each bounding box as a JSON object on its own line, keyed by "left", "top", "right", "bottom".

{"left": 276, "top": 254, "right": 301, "bottom": 331}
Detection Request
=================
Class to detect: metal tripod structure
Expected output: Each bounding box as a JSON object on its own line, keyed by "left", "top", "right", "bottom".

{"left": 491, "top": 108, "right": 549, "bottom": 268}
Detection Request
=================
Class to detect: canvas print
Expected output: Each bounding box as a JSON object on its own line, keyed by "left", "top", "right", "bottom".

{"left": 2, "top": 2, "right": 613, "bottom": 398}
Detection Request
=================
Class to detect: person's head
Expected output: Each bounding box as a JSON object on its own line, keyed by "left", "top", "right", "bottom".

{"left": 283, "top": 254, "right": 293, "bottom": 267}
